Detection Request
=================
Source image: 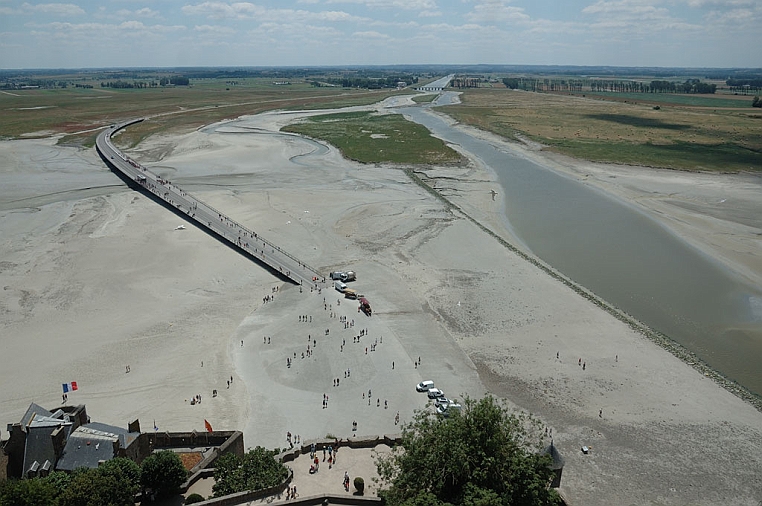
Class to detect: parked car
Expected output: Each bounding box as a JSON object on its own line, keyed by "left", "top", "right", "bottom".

{"left": 358, "top": 297, "right": 371, "bottom": 316}
{"left": 416, "top": 380, "right": 434, "bottom": 392}
{"left": 434, "top": 397, "right": 451, "bottom": 407}
{"left": 330, "top": 271, "right": 356, "bottom": 282}
{"left": 436, "top": 403, "right": 462, "bottom": 417}
{"left": 427, "top": 388, "right": 445, "bottom": 399}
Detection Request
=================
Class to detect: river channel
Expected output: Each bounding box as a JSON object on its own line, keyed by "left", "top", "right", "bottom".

{"left": 401, "top": 102, "right": 762, "bottom": 398}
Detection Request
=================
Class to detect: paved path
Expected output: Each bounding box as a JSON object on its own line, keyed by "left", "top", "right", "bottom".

{"left": 95, "top": 120, "right": 326, "bottom": 288}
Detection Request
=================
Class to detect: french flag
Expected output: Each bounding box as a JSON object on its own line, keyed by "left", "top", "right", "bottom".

{"left": 62, "top": 382, "right": 78, "bottom": 393}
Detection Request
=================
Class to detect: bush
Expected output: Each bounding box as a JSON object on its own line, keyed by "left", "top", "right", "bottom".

{"left": 185, "top": 493, "right": 206, "bottom": 504}
{"left": 354, "top": 477, "right": 365, "bottom": 495}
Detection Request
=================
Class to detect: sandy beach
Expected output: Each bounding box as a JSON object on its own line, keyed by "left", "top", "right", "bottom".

{"left": 1, "top": 97, "right": 761, "bottom": 505}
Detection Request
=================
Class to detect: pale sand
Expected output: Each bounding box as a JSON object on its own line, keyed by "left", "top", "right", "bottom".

{"left": 1, "top": 97, "right": 761, "bottom": 505}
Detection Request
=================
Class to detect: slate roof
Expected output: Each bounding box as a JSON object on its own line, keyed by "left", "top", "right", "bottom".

{"left": 22, "top": 425, "right": 58, "bottom": 475}
{"left": 56, "top": 422, "right": 140, "bottom": 471}
{"left": 20, "top": 403, "right": 53, "bottom": 429}
{"left": 20, "top": 405, "right": 75, "bottom": 475}
{"left": 56, "top": 428, "right": 118, "bottom": 471}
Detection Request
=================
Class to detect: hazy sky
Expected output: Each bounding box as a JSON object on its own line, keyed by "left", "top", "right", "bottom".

{"left": 1, "top": 0, "right": 760, "bottom": 69}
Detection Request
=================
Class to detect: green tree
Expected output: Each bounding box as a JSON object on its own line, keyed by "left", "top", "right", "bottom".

{"left": 0, "top": 478, "right": 57, "bottom": 506}
{"left": 377, "top": 396, "right": 560, "bottom": 506}
{"left": 98, "top": 458, "right": 141, "bottom": 496}
{"left": 212, "top": 447, "right": 288, "bottom": 497}
{"left": 43, "top": 471, "right": 72, "bottom": 499}
{"left": 140, "top": 451, "right": 187, "bottom": 499}
{"left": 58, "top": 466, "right": 135, "bottom": 506}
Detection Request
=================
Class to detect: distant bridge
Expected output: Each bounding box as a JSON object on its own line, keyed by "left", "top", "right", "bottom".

{"left": 95, "top": 120, "right": 326, "bottom": 288}
{"left": 415, "top": 74, "right": 454, "bottom": 93}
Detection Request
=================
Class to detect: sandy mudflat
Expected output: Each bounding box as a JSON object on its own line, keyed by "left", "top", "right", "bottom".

{"left": 1, "top": 98, "right": 761, "bottom": 505}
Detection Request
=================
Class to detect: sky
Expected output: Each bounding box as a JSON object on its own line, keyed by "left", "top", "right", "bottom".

{"left": 0, "top": 0, "right": 760, "bottom": 70}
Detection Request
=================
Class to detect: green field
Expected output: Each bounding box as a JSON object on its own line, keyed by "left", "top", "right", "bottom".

{"left": 4, "top": 71, "right": 761, "bottom": 172}
{"left": 281, "top": 111, "right": 462, "bottom": 165}
{"left": 0, "top": 77, "right": 404, "bottom": 148}
{"left": 441, "top": 88, "right": 762, "bottom": 172}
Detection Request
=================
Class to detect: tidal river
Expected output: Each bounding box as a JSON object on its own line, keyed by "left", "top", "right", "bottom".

{"left": 402, "top": 103, "right": 762, "bottom": 398}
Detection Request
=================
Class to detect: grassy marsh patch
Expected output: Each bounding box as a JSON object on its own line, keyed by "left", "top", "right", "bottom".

{"left": 441, "top": 89, "right": 762, "bottom": 172}
{"left": 281, "top": 111, "right": 462, "bottom": 165}
{"left": 412, "top": 94, "right": 437, "bottom": 103}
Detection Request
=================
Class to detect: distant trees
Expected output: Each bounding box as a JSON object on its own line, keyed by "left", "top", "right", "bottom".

{"left": 503, "top": 77, "right": 520, "bottom": 89}
{"left": 322, "top": 75, "right": 415, "bottom": 89}
{"left": 169, "top": 76, "right": 190, "bottom": 86}
{"left": 451, "top": 76, "right": 482, "bottom": 88}
{"left": 727, "top": 78, "right": 762, "bottom": 94}
{"left": 504, "top": 77, "right": 717, "bottom": 94}
{"left": 99, "top": 76, "right": 189, "bottom": 88}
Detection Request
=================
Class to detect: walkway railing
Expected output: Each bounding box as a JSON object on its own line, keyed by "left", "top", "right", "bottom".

{"left": 96, "top": 120, "right": 326, "bottom": 288}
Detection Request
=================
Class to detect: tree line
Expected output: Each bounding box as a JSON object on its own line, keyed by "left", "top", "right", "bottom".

{"left": 502, "top": 77, "right": 717, "bottom": 94}
{"left": 726, "top": 78, "right": 762, "bottom": 94}
{"left": 318, "top": 75, "right": 417, "bottom": 89}
{"left": 0, "top": 451, "right": 187, "bottom": 506}
{"left": 100, "top": 76, "right": 190, "bottom": 89}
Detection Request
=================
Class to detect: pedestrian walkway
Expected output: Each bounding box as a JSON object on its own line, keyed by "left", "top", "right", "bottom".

{"left": 96, "top": 120, "right": 326, "bottom": 288}
{"left": 182, "top": 445, "right": 391, "bottom": 504}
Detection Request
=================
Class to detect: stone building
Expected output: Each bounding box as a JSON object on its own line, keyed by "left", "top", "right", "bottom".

{"left": 2, "top": 403, "right": 141, "bottom": 479}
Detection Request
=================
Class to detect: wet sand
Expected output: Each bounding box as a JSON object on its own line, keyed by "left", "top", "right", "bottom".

{"left": 1, "top": 98, "right": 761, "bottom": 505}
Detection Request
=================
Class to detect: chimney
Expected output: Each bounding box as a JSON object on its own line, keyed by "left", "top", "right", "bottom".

{"left": 51, "top": 426, "right": 66, "bottom": 460}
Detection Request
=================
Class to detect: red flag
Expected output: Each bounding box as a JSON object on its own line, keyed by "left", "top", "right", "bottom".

{"left": 204, "top": 419, "right": 213, "bottom": 433}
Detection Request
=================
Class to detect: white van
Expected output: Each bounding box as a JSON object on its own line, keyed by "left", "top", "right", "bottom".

{"left": 416, "top": 380, "right": 434, "bottom": 392}
{"left": 334, "top": 281, "right": 347, "bottom": 293}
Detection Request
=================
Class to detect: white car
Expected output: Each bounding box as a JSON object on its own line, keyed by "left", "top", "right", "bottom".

{"left": 437, "top": 403, "right": 462, "bottom": 417}
{"left": 427, "top": 388, "right": 445, "bottom": 399}
{"left": 434, "top": 397, "right": 451, "bottom": 407}
{"left": 416, "top": 380, "right": 434, "bottom": 392}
